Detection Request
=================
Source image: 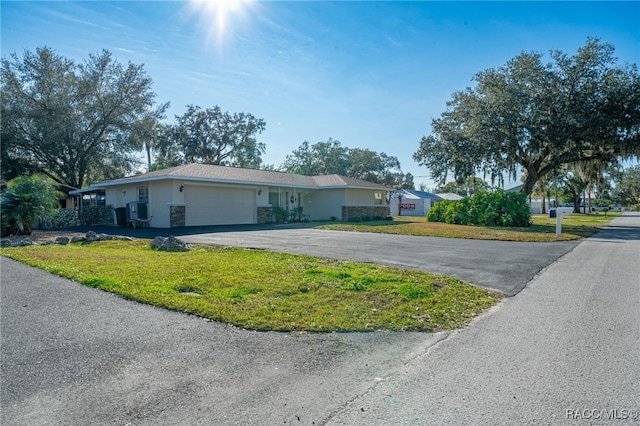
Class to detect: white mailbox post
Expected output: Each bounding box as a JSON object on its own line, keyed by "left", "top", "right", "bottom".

{"left": 555, "top": 207, "right": 572, "bottom": 236}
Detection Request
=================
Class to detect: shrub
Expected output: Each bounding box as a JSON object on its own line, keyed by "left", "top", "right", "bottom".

{"left": 272, "top": 206, "right": 288, "bottom": 223}
{"left": 427, "top": 190, "right": 530, "bottom": 227}
{"left": 427, "top": 199, "right": 452, "bottom": 222}
{"left": 445, "top": 197, "right": 473, "bottom": 225}
{"left": 79, "top": 206, "right": 114, "bottom": 226}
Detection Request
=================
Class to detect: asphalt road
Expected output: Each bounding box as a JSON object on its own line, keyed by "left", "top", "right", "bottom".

{"left": 3, "top": 214, "right": 637, "bottom": 425}
{"left": 327, "top": 213, "right": 640, "bottom": 425}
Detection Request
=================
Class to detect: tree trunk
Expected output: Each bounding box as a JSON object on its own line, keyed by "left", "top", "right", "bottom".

{"left": 521, "top": 171, "right": 538, "bottom": 196}
{"left": 573, "top": 195, "right": 581, "bottom": 214}
{"left": 146, "top": 144, "right": 152, "bottom": 172}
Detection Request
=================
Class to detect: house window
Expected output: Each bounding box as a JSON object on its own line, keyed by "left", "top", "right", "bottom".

{"left": 374, "top": 192, "right": 383, "bottom": 205}
{"left": 81, "top": 191, "right": 106, "bottom": 207}
{"left": 269, "top": 192, "right": 279, "bottom": 207}
{"left": 138, "top": 187, "right": 149, "bottom": 204}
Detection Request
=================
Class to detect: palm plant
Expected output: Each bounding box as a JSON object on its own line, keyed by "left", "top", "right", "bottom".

{"left": 1, "top": 175, "right": 62, "bottom": 236}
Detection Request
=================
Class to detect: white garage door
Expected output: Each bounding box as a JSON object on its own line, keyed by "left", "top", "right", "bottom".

{"left": 185, "top": 186, "right": 255, "bottom": 226}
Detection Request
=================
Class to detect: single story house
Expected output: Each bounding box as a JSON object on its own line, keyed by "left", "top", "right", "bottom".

{"left": 71, "top": 163, "right": 390, "bottom": 228}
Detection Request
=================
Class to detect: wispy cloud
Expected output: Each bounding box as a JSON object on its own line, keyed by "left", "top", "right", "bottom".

{"left": 44, "top": 8, "right": 105, "bottom": 30}
{"left": 114, "top": 47, "right": 136, "bottom": 54}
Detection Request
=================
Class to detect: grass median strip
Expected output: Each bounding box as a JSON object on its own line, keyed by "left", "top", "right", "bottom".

{"left": 1, "top": 240, "right": 501, "bottom": 332}
{"left": 316, "top": 213, "right": 619, "bottom": 242}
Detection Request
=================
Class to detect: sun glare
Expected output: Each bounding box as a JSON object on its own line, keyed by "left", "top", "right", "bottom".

{"left": 187, "top": 0, "right": 253, "bottom": 46}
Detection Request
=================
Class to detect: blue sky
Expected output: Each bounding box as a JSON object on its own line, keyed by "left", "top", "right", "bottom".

{"left": 2, "top": 1, "right": 639, "bottom": 188}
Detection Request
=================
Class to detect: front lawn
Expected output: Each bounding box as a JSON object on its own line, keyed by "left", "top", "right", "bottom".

{"left": 1, "top": 240, "right": 501, "bottom": 332}
{"left": 316, "top": 212, "right": 620, "bottom": 242}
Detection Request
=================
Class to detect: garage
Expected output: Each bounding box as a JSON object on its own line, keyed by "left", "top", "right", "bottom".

{"left": 185, "top": 185, "right": 255, "bottom": 226}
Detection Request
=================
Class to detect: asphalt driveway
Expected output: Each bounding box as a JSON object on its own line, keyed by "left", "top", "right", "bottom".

{"left": 76, "top": 223, "right": 579, "bottom": 297}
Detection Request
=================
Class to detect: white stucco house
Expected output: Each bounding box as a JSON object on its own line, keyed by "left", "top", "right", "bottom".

{"left": 71, "top": 163, "right": 390, "bottom": 228}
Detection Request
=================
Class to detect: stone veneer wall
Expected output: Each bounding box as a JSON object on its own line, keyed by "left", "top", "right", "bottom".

{"left": 341, "top": 205, "right": 390, "bottom": 222}
{"left": 257, "top": 206, "right": 272, "bottom": 224}
{"left": 170, "top": 205, "right": 186, "bottom": 228}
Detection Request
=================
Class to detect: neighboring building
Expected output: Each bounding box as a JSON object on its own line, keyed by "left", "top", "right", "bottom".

{"left": 71, "top": 163, "right": 390, "bottom": 228}
{"left": 434, "top": 193, "right": 464, "bottom": 201}
{"left": 389, "top": 189, "right": 449, "bottom": 217}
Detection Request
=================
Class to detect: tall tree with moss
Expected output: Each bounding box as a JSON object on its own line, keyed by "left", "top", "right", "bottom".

{"left": 1, "top": 47, "right": 162, "bottom": 187}
{"left": 414, "top": 38, "right": 640, "bottom": 195}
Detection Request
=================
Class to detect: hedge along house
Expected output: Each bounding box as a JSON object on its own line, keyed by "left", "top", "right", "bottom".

{"left": 72, "top": 163, "right": 390, "bottom": 228}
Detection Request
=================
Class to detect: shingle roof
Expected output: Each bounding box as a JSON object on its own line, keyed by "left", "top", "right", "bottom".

{"left": 93, "top": 163, "right": 389, "bottom": 190}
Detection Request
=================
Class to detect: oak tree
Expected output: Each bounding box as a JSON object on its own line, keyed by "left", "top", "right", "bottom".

{"left": 283, "top": 139, "right": 413, "bottom": 187}
{"left": 1, "top": 47, "right": 161, "bottom": 187}
{"left": 156, "top": 105, "right": 266, "bottom": 168}
{"left": 413, "top": 39, "right": 640, "bottom": 195}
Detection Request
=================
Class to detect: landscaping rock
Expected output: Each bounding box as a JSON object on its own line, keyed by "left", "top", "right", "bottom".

{"left": 11, "top": 239, "right": 35, "bottom": 247}
{"left": 115, "top": 236, "right": 135, "bottom": 241}
{"left": 71, "top": 236, "right": 87, "bottom": 243}
{"left": 150, "top": 236, "right": 189, "bottom": 252}
{"left": 41, "top": 241, "right": 55, "bottom": 245}
{"left": 150, "top": 236, "right": 165, "bottom": 249}
{"left": 85, "top": 231, "right": 99, "bottom": 242}
{"left": 0, "top": 239, "right": 11, "bottom": 248}
{"left": 55, "top": 236, "right": 70, "bottom": 245}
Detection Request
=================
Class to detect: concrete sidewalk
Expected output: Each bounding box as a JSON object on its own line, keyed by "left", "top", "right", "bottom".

{"left": 325, "top": 213, "right": 640, "bottom": 425}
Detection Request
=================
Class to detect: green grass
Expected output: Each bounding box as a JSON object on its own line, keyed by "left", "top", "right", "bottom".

{"left": 1, "top": 240, "right": 501, "bottom": 332}
{"left": 316, "top": 212, "right": 620, "bottom": 242}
